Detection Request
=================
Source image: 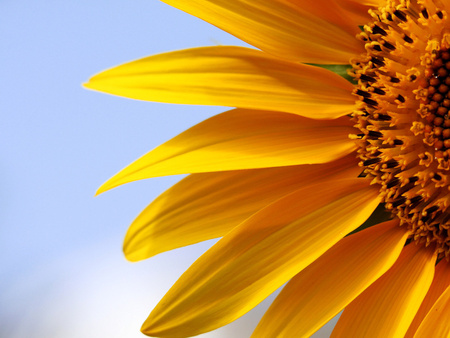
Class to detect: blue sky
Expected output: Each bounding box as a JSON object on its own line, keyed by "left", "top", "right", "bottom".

{"left": 1, "top": 1, "right": 337, "bottom": 336}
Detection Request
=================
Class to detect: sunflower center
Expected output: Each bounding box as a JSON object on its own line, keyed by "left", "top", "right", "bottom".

{"left": 351, "top": 0, "right": 450, "bottom": 258}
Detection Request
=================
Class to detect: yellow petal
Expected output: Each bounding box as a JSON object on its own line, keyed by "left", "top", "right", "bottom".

{"left": 359, "top": 0, "right": 384, "bottom": 3}
{"left": 406, "top": 260, "right": 450, "bottom": 337}
{"left": 160, "top": 0, "right": 363, "bottom": 63}
{"left": 142, "top": 178, "right": 379, "bottom": 337}
{"left": 252, "top": 219, "right": 409, "bottom": 338}
{"left": 124, "top": 154, "right": 360, "bottom": 261}
{"left": 98, "top": 109, "right": 357, "bottom": 194}
{"left": 414, "top": 284, "right": 450, "bottom": 338}
{"left": 332, "top": 243, "right": 437, "bottom": 338}
{"left": 84, "top": 46, "right": 355, "bottom": 116}
{"left": 335, "top": 0, "right": 385, "bottom": 26}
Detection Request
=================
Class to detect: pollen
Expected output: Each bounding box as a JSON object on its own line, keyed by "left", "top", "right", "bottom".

{"left": 351, "top": 0, "right": 450, "bottom": 258}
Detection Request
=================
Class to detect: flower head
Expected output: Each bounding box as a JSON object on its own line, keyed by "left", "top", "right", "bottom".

{"left": 85, "top": 0, "right": 450, "bottom": 337}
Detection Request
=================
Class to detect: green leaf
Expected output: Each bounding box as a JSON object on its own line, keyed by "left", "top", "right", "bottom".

{"left": 308, "top": 64, "right": 356, "bottom": 84}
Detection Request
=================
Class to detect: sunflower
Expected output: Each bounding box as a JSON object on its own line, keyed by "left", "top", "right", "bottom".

{"left": 84, "top": 0, "right": 450, "bottom": 337}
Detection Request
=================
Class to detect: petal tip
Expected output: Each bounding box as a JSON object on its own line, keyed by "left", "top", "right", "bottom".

{"left": 140, "top": 319, "right": 162, "bottom": 338}
{"left": 82, "top": 77, "right": 105, "bottom": 93}
{"left": 82, "top": 80, "right": 94, "bottom": 90}
{"left": 122, "top": 244, "right": 142, "bottom": 263}
{"left": 95, "top": 180, "right": 114, "bottom": 196}
{"left": 123, "top": 253, "right": 140, "bottom": 263}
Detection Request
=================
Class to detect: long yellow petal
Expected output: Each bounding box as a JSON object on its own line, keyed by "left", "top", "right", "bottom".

{"left": 414, "top": 284, "right": 450, "bottom": 338}
{"left": 252, "top": 219, "right": 408, "bottom": 338}
{"left": 124, "top": 154, "right": 360, "bottom": 261}
{"left": 160, "top": 0, "right": 363, "bottom": 64}
{"left": 141, "top": 178, "right": 380, "bottom": 337}
{"left": 98, "top": 109, "right": 357, "bottom": 194}
{"left": 84, "top": 46, "right": 355, "bottom": 116}
{"left": 332, "top": 243, "right": 437, "bottom": 338}
{"left": 406, "top": 260, "right": 450, "bottom": 337}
